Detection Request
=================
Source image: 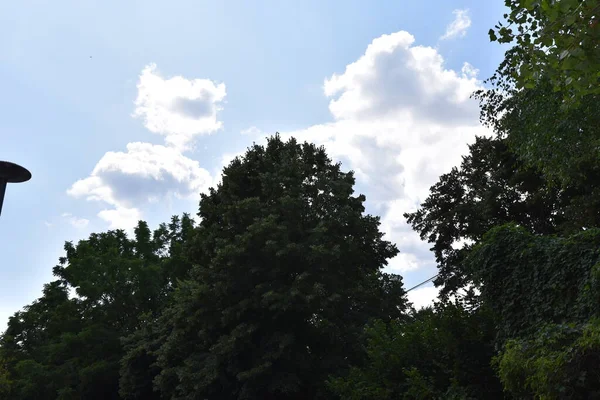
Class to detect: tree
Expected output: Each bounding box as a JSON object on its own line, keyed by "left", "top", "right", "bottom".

{"left": 466, "top": 224, "right": 600, "bottom": 342}
{"left": 489, "top": 0, "right": 600, "bottom": 102}
{"left": 118, "top": 215, "right": 196, "bottom": 400}
{"left": 466, "top": 224, "right": 600, "bottom": 398}
{"left": 482, "top": 0, "right": 600, "bottom": 186}
{"left": 476, "top": 76, "right": 600, "bottom": 187}
{"left": 0, "top": 351, "right": 13, "bottom": 398}
{"left": 495, "top": 319, "right": 600, "bottom": 399}
{"left": 405, "top": 135, "right": 600, "bottom": 297}
{"left": 328, "top": 303, "right": 504, "bottom": 399}
{"left": 153, "top": 135, "right": 407, "bottom": 399}
{"left": 1, "top": 216, "right": 195, "bottom": 400}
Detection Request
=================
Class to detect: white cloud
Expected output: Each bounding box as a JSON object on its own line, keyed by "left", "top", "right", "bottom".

{"left": 69, "top": 64, "right": 225, "bottom": 230}
{"left": 133, "top": 63, "right": 226, "bottom": 151}
{"left": 441, "top": 9, "right": 471, "bottom": 40}
{"left": 240, "top": 126, "right": 264, "bottom": 136}
{"left": 98, "top": 207, "right": 142, "bottom": 230}
{"left": 61, "top": 213, "right": 89, "bottom": 229}
{"left": 323, "top": 31, "right": 479, "bottom": 124}
{"left": 407, "top": 285, "right": 439, "bottom": 309}
{"left": 68, "top": 142, "right": 212, "bottom": 229}
{"left": 283, "top": 30, "right": 490, "bottom": 280}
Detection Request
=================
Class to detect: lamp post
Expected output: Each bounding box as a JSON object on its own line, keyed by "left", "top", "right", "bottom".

{"left": 0, "top": 161, "right": 31, "bottom": 216}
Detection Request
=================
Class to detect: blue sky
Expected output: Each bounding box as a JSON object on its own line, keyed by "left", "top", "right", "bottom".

{"left": 0, "top": 0, "right": 507, "bottom": 331}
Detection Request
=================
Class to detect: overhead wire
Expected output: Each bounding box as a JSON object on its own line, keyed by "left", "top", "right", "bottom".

{"left": 405, "top": 274, "right": 439, "bottom": 293}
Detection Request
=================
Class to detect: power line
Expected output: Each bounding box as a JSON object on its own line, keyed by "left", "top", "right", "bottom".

{"left": 405, "top": 274, "right": 438, "bottom": 293}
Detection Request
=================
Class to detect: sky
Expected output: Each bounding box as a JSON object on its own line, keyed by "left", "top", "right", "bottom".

{"left": 0, "top": 0, "right": 508, "bottom": 331}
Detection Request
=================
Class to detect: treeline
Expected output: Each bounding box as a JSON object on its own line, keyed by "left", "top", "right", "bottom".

{"left": 1, "top": 1, "right": 599, "bottom": 398}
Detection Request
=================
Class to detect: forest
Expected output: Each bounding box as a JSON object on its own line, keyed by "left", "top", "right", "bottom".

{"left": 1, "top": 1, "right": 599, "bottom": 399}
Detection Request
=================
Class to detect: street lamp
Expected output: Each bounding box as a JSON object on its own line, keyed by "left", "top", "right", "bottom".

{"left": 0, "top": 161, "right": 31, "bottom": 216}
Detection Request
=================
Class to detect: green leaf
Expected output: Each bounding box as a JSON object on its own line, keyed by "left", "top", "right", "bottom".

{"left": 489, "top": 29, "right": 498, "bottom": 42}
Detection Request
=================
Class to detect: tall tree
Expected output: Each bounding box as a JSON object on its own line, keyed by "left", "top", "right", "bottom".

{"left": 489, "top": 0, "right": 600, "bottom": 102}
{"left": 1, "top": 216, "right": 195, "bottom": 400}
{"left": 153, "top": 135, "right": 407, "bottom": 400}
{"left": 118, "top": 215, "right": 196, "bottom": 400}
{"left": 405, "top": 135, "right": 600, "bottom": 297}
{"left": 476, "top": 76, "right": 600, "bottom": 187}
{"left": 482, "top": 0, "right": 600, "bottom": 186}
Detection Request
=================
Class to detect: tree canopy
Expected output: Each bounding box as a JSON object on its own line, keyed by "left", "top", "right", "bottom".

{"left": 149, "top": 136, "right": 407, "bottom": 399}
{"left": 489, "top": 0, "right": 599, "bottom": 102}
{"left": 2, "top": 2, "right": 600, "bottom": 397}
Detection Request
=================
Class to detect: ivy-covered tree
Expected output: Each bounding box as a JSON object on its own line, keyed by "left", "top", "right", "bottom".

{"left": 466, "top": 224, "right": 600, "bottom": 398}
{"left": 495, "top": 319, "right": 600, "bottom": 399}
{"left": 467, "top": 224, "right": 600, "bottom": 341}
{"left": 152, "top": 135, "right": 407, "bottom": 400}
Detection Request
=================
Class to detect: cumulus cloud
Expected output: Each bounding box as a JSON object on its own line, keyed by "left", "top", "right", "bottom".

{"left": 61, "top": 213, "right": 89, "bottom": 229}
{"left": 283, "top": 30, "right": 489, "bottom": 280}
{"left": 68, "top": 64, "right": 225, "bottom": 230}
{"left": 324, "top": 31, "right": 480, "bottom": 125}
{"left": 440, "top": 9, "right": 471, "bottom": 40}
{"left": 133, "top": 63, "right": 226, "bottom": 150}
{"left": 68, "top": 142, "right": 212, "bottom": 228}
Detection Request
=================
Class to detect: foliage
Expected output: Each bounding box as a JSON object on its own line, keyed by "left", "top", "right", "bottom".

{"left": 328, "top": 303, "right": 504, "bottom": 399}
{"left": 475, "top": 75, "right": 600, "bottom": 187}
{"left": 466, "top": 224, "right": 600, "bottom": 342}
{"left": 118, "top": 313, "right": 165, "bottom": 400}
{"left": 483, "top": 0, "right": 600, "bottom": 186}
{"left": 0, "top": 115, "right": 598, "bottom": 400}
{"left": 0, "top": 351, "right": 13, "bottom": 398}
{"left": 0, "top": 216, "right": 195, "bottom": 400}
{"left": 152, "top": 135, "right": 407, "bottom": 400}
{"left": 489, "top": 0, "right": 600, "bottom": 102}
{"left": 495, "top": 319, "right": 600, "bottom": 399}
{"left": 406, "top": 137, "right": 556, "bottom": 297}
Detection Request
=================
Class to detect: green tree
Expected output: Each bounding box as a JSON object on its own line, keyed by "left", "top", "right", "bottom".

{"left": 466, "top": 224, "right": 600, "bottom": 342}
{"left": 153, "top": 135, "right": 407, "bottom": 400}
{"left": 0, "top": 351, "right": 13, "bottom": 398}
{"left": 476, "top": 76, "right": 600, "bottom": 187}
{"left": 482, "top": 0, "right": 600, "bottom": 186}
{"left": 328, "top": 303, "right": 504, "bottom": 399}
{"left": 1, "top": 216, "right": 195, "bottom": 400}
{"left": 405, "top": 135, "right": 600, "bottom": 297}
{"left": 495, "top": 319, "right": 600, "bottom": 399}
{"left": 463, "top": 224, "right": 600, "bottom": 397}
{"left": 489, "top": 0, "right": 600, "bottom": 102}
{"left": 118, "top": 215, "right": 196, "bottom": 400}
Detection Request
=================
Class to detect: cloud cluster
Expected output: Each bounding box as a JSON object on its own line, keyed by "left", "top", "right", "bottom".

{"left": 68, "top": 65, "right": 224, "bottom": 228}
{"left": 324, "top": 31, "right": 479, "bottom": 124}
{"left": 283, "top": 29, "right": 489, "bottom": 304}
{"left": 441, "top": 9, "right": 471, "bottom": 40}
{"left": 68, "top": 142, "right": 213, "bottom": 229}
{"left": 133, "top": 64, "right": 226, "bottom": 151}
